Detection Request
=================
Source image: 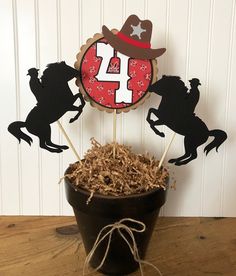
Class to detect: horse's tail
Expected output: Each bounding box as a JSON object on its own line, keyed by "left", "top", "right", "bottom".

{"left": 204, "top": 129, "right": 227, "bottom": 155}
{"left": 8, "top": 121, "right": 33, "bottom": 146}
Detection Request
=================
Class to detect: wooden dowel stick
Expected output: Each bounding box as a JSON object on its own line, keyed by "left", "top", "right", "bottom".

{"left": 158, "top": 132, "right": 176, "bottom": 169}
{"left": 113, "top": 109, "right": 117, "bottom": 159}
{"left": 57, "top": 120, "right": 82, "bottom": 164}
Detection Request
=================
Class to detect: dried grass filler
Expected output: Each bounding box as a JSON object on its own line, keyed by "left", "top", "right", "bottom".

{"left": 66, "top": 138, "right": 169, "bottom": 197}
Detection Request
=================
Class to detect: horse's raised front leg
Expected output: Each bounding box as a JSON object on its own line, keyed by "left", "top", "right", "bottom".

{"left": 73, "top": 93, "right": 86, "bottom": 107}
{"left": 146, "top": 108, "right": 165, "bottom": 137}
{"left": 69, "top": 93, "right": 86, "bottom": 123}
{"left": 146, "top": 108, "right": 159, "bottom": 124}
{"left": 69, "top": 105, "right": 84, "bottom": 123}
{"left": 150, "top": 121, "right": 165, "bottom": 137}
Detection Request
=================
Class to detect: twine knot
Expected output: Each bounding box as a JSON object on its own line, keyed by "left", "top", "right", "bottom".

{"left": 83, "top": 218, "right": 162, "bottom": 276}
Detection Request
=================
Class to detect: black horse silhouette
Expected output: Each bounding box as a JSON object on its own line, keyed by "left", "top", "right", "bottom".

{"left": 8, "top": 61, "right": 85, "bottom": 153}
{"left": 147, "top": 75, "right": 227, "bottom": 166}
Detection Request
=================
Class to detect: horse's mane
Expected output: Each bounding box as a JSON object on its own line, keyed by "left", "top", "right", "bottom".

{"left": 41, "top": 62, "right": 64, "bottom": 85}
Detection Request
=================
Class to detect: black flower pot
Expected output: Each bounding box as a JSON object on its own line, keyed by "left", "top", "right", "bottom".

{"left": 64, "top": 167, "right": 168, "bottom": 275}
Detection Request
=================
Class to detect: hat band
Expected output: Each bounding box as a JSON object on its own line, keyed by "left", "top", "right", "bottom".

{"left": 117, "top": 32, "right": 151, "bottom": 49}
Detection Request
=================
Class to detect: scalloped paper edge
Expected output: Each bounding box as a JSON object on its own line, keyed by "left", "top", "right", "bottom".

{"left": 74, "top": 31, "right": 158, "bottom": 114}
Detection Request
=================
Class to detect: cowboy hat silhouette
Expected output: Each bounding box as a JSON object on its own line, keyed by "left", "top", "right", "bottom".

{"left": 102, "top": 14, "right": 166, "bottom": 59}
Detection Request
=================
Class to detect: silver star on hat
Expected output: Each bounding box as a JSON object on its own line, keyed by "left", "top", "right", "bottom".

{"left": 130, "top": 22, "right": 146, "bottom": 39}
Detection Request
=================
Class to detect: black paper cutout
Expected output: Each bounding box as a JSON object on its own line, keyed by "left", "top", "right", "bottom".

{"left": 8, "top": 61, "right": 85, "bottom": 153}
{"left": 147, "top": 75, "right": 227, "bottom": 166}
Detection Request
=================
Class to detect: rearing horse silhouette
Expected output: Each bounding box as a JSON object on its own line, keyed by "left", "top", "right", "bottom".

{"left": 8, "top": 61, "right": 85, "bottom": 153}
{"left": 147, "top": 75, "right": 227, "bottom": 165}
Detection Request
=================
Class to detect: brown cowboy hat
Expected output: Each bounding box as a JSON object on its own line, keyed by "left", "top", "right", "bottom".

{"left": 102, "top": 14, "right": 166, "bottom": 60}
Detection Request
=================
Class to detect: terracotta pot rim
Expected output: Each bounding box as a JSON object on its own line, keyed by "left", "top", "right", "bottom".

{"left": 64, "top": 174, "right": 169, "bottom": 201}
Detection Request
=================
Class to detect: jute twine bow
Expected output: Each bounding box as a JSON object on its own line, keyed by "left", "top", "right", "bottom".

{"left": 83, "top": 218, "right": 163, "bottom": 276}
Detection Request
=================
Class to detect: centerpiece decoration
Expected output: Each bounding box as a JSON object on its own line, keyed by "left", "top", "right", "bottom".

{"left": 7, "top": 13, "right": 227, "bottom": 276}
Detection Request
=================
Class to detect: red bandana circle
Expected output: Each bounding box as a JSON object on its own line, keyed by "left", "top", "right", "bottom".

{"left": 79, "top": 38, "right": 154, "bottom": 111}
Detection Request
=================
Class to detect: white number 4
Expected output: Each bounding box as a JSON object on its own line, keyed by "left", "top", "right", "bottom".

{"left": 95, "top": 42, "right": 132, "bottom": 104}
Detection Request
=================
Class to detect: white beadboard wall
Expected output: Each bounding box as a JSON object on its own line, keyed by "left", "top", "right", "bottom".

{"left": 0, "top": 0, "right": 235, "bottom": 216}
